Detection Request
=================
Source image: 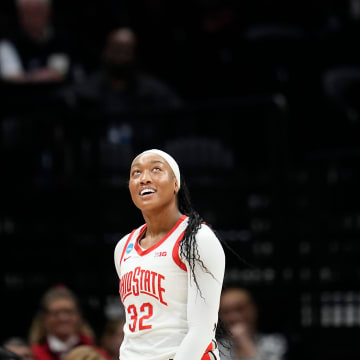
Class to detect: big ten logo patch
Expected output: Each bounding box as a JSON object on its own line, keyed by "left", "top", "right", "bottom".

{"left": 126, "top": 243, "right": 134, "bottom": 254}
{"left": 154, "top": 251, "right": 167, "bottom": 257}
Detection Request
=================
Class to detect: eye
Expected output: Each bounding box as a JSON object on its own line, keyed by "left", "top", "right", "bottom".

{"left": 131, "top": 169, "right": 141, "bottom": 176}
{"left": 152, "top": 167, "right": 161, "bottom": 172}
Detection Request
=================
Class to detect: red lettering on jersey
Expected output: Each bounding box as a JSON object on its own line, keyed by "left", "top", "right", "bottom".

{"left": 120, "top": 266, "right": 167, "bottom": 306}
{"left": 154, "top": 251, "right": 167, "bottom": 257}
{"left": 151, "top": 271, "right": 157, "bottom": 294}
{"left": 158, "top": 274, "right": 167, "bottom": 305}
{"left": 132, "top": 266, "right": 140, "bottom": 296}
{"left": 119, "top": 279, "right": 124, "bottom": 302}
{"left": 140, "top": 269, "right": 146, "bottom": 291}
{"left": 123, "top": 272, "right": 128, "bottom": 293}
{"left": 144, "top": 270, "right": 151, "bottom": 292}
{"left": 126, "top": 271, "right": 133, "bottom": 293}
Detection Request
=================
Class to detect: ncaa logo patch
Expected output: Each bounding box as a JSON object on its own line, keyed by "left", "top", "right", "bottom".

{"left": 125, "top": 243, "right": 134, "bottom": 254}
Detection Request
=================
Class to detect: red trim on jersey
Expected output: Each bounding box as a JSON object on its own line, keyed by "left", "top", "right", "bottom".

{"left": 201, "top": 342, "right": 214, "bottom": 360}
{"left": 172, "top": 230, "right": 187, "bottom": 271}
{"left": 205, "top": 342, "right": 214, "bottom": 352}
{"left": 119, "top": 229, "right": 136, "bottom": 265}
{"left": 134, "top": 215, "right": 187, "bottom": 256}
{"left": 119, "top": 230, "right": 137, "bottom": 305}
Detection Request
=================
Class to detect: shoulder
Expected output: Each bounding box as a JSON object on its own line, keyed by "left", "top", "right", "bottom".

{"left": 114, "top": 232, "right": 135, "bottom": 276}
{"left": 191, "top": 223, "right": 225, "bottom": 269}
{"left": 195, "top": 223, "right": 222, "bottom": 245}
{"left": 114, "top": 225, "right": 143, "bottom": 259}
{"left": 114, "top": 232, "right": 132, "bottom": 257}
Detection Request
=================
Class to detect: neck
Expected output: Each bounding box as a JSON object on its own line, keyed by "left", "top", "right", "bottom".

{"left": 141, "top": 207, "right": 183, "bottom": 246}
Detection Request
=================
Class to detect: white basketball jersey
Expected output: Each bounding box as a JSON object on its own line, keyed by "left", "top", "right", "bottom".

{"left": 116, "top": 215, "right": 218, "bottom": 360}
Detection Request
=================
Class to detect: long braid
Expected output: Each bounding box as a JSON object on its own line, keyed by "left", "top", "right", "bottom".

{"left": 177, "top": 176, "right": 244, "bottom": 349}
{"left": 177, "top": 177, "right": 214, "bottom": 295}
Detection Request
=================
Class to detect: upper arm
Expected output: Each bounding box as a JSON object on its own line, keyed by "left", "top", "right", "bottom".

{"left": 186, "top": 225, "right": 225, "bottom": 324}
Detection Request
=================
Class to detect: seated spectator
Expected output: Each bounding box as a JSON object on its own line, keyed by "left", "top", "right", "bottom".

{"left": 63, "top": 346, "right": 107, "bottom": 360}
{"left": 218, "top": 286, "right": 288, "bottom": 360}
{"left": 70, "top": 27, "right": 183, "bottom": 115}
{"left": 0, "top": 0, "right": 75, "bottom": 84}
{"left": 28, "top": 285, "right": 101, "bottom": 360}
{"left": 99, "top": 318, "right": 125, "bottom": 360}
{"left": 2, "top": 338, "right": 34, "bottom": 360}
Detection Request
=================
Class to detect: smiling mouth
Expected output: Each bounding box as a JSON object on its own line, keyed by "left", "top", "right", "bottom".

{"left": 140, "top": 188, "right": 156, "bottom": 196}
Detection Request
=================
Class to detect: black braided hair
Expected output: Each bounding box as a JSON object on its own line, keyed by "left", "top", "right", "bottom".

{"left": 176, "top": 176, "right": 214, "bottom": 294}
{"left": 177, "top": 176, "right": 234, "bottom": 347}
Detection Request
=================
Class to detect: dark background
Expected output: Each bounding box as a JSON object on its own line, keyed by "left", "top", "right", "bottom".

{"left": 1, "top": 1, "right": 360, "bottom": 359}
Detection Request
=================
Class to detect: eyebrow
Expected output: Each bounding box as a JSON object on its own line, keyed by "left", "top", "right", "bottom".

{"left": 131, "top": 160, "right": 165, "bottom": 168}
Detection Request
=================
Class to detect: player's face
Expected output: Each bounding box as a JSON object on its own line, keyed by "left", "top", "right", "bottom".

{"left": 44, "top": 298, "right": 81, "bottom": 340}
{"left": 129, "top": 153, "right": 178, "bottom": 212}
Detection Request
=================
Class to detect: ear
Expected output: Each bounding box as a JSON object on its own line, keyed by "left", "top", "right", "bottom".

{"left": 174, "top": 180, "right": 179, "bottom": 194}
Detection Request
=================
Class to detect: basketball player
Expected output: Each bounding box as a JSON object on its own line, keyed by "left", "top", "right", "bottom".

{"left": 114, "top": 149, "right": 226, "bottom": 359}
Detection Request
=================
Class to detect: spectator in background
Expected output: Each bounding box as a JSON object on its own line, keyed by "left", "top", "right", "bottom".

{"left": 28, "top": 285, "right": 101, "bottom": 360}
{"left": 0, "top": 0, "right": 74, "bottom": 83}
{"left": 2, "top": 338, "right": 34, "bottom": 360}
{"left": 99, "top": 318, "right": 125, "bottom": 360}
{"left": 69, "top": 27, "right": 183, "bottom": 114}
{"left": 218, "top": 286, "right": 288, "bottom": 360}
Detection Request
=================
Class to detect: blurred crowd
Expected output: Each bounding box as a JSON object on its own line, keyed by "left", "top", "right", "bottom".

{"left": 0, "top": 0, "right": 184, "bottom": 114}
{"left": 1, "top": 0, "right": 360, "bottom": 185}
{"left": 1, "top": 285, "right": 125, "bottom": 360}
{"left": 0, "top": 284, "right": 289, "bottom": 360}
{"left": 1, "top": 0, "right": 360, "bottom": 107}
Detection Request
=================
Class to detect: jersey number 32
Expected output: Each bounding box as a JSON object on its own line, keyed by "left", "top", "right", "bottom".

{"left": 127, "top": 303, "right": 153, "bottom": 332}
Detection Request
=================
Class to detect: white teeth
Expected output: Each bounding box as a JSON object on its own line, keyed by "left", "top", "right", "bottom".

{"left": 141, "top": 188, "right": 155, "bottom": 195}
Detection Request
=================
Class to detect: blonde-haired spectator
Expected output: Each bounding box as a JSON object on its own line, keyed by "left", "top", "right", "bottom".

{"left": 28, "top": 285, "right": 101, "bottom": 360}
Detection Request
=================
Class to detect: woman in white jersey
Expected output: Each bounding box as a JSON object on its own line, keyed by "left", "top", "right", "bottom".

{"left": 114, "top": 149, "right": 226, "bottom": 360}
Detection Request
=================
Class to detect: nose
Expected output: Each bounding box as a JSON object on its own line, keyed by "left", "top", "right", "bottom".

{"left": 139, "top": 169, "right": 152, "bottom": 184}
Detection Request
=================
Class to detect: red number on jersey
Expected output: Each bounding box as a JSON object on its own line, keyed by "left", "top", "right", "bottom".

{"left": 139, "top": 302, "right": 153, "bottom": 330}
{"left": 127, "top": 304, "right": 137, "bottom": 332}
{"left": 127, "top": 303, "right": 154, "bottom": 332}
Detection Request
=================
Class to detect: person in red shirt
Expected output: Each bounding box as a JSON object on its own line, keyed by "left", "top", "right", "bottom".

{"left": 28, "top": 285, "right": 108, "bottom": 360}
